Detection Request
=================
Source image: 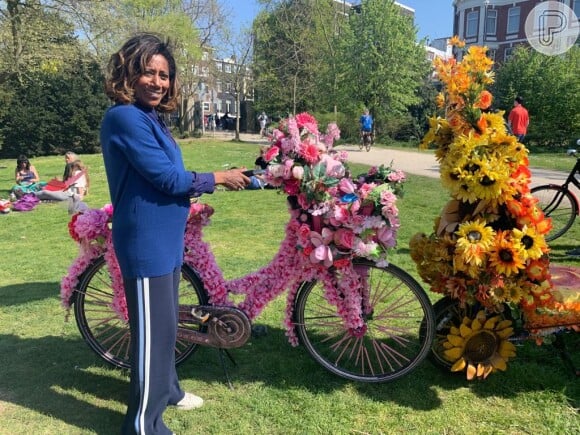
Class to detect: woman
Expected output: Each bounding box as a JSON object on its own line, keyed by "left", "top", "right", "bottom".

{"left": 11, "top": 155, "right": 42, "bottom": 197}
{"left": 101, "top": 33, "right": 248, "bottom": 435}
{"left": 34, "top": 158, "right": 88, "bottom": 202}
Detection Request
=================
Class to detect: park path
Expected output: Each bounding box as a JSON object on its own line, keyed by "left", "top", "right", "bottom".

{"left": 227, "top": 131, "right": 574, "bottom": 192}
{"left": 338, "top": 145, "right": 575, "bottom": 192}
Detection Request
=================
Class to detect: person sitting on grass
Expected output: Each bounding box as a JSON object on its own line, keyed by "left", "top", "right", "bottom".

{"left": 34, "top": 159, "right": 89, "bottom": 212}
{"left": 10, "top": 155, "right": 44, "bottom": 197}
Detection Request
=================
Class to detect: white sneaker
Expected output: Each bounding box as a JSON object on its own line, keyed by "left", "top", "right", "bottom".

{"left": 175, "top": 392, "right": 204, "bottom": 410}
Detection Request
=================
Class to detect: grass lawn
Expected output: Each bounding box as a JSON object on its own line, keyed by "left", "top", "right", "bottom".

{"left": 0, "top": 139, "right": 578, "bottom": 434}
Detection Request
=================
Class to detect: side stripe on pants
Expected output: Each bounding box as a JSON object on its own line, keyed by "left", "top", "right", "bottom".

{"left": 135, "top": 278, "right": 152, "bottom": 435}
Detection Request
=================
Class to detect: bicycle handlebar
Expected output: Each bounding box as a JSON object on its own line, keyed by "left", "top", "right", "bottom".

{"left": 242, "top": 169, "right": 265, "bottom": 177}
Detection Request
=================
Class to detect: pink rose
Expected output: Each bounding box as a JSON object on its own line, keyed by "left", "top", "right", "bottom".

{"left": 334, "top": 228, "right": 355, "bottom": 250}
{"left": 379, "top": 190, "right": 397, "bottom": 205}
{"left": 330, "top": 205, "right": 350, "bottom": 225}
{"left": 388, "top": 170, "right": 406, "bottom": 183}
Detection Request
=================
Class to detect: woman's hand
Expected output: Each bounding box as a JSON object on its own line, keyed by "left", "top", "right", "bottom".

{"left": 213, "top": 169, "right": 250, "bottom": 191}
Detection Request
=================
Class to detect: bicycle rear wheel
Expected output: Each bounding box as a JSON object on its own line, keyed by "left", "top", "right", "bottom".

{"left": 73, "top": 257, "right": 207, "bottom": 369}
{"left": 294, "top": 260, "right": 435, "bottom": 382}
{"left": 364, "top": 134, "right": 372, "bottom": 152}
{"left": 531, "top": 185, "right": 578, "bottom": 242}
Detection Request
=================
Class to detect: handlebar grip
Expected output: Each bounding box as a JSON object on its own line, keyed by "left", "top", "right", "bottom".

{"left": 242, "top": 169, "right": 265, "bottom": 177}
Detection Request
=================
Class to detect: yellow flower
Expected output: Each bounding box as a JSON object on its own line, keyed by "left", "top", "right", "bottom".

{"left": 506, "top": 282, "right": 525, "bottom": 304}
{"left": 488, "top": 231, "right": 526, "bottom": 277}
{"left": 443, "top": 310, "right": 515, "bottom": 380}
{"left": 511, "top": 226, "right": 547, "bottom": 260}
{"left": 455, "top": 219, "right": 495, "bottom": 266}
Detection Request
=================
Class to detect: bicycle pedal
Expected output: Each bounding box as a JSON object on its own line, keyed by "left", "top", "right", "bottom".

{"left": 191, "top": 308, "right": 210, "bottom": 323}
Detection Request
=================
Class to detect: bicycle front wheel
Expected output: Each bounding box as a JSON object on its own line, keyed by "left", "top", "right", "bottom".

{"left": 73, "top": 257, "right": 208, "bottom": 369}
{"left": 294, "top": 260, "right": 435, "bottom": 382}
{"left": 531, "top": 185, "right": 578, "bottom": 242}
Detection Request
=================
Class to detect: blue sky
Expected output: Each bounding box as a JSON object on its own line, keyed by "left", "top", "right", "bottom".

{"left": 233, "top": 0, "right": 455, "bottom": 41}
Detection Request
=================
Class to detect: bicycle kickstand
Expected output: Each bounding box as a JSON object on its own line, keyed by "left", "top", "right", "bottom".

{"left": 217, "top": 348, "right": 238, "bottom": 390}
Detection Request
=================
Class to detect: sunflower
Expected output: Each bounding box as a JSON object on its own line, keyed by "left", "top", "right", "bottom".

{"left": 443, "top": 310, "right": 516, "bottom": 380}
{"left": 512, "top": 226, "right": 548, "bottom": 260}
{"left": 455, "top": 219, "right": 495, "bottom": 266}
{"left": 488, "top": 231, "right": 526, "bottom": 276}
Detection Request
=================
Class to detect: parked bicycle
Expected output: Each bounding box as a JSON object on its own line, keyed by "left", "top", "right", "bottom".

{"left": 61, "top": 114, "right": 435, "bottom": 384}
{"left": 531, "top": 143, "right": 580, "bottom": 242}
{"left": 62, "top": 198, "right": 435, "bottom": 383}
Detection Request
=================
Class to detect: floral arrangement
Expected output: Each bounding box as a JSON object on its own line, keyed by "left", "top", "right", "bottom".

{"left": 409, "top": 38, "right": 578, "bottom": 379}
{"left": 61, "top": 113, "right": 406, "bottom": 345}
{"left": 263, "top": 112, "right": 405, "bottom": 268}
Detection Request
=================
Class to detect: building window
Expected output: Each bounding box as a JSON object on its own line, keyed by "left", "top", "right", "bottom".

{"left": 507, "top": 7, "right": 520, "bottom": 34}
{"left": 215, "top": 61, "right": 223, "bottom": 72}
{"left": 226, "top": 82, "right": 232, "bottom": 91}
{"left": 226, "top": 101, "right": 232, "bottom": 113}
{"left": 202, "top": 52, "right": 209, "bottom": 61}
{"left": 201, "top": 66, "right": 209, "bottom": 77}
{"left": 466, "top": 11, "right": 478, "bottom": 38}
{"left": 504, "top": 47, "right": 514, "bottom": 61}
{"left": 224, "top": 64, "right": 231, "bottom": 73}
{"left": 216, "top": 81, "right": 222, "bottom": 92}
{"left": 485, "top": 9, "right": 497, "bottom": 35}
{"left": 488, "top": 49, "right": 496, "bottom": 61}
{"left": 217, "top": 101, "right": 222, "bottom": 112}
{"left": 203, "top": 102, "right": 210, "bottom": 111}
{"left": 574, "top": 0, "right": 580, "bottom": 18}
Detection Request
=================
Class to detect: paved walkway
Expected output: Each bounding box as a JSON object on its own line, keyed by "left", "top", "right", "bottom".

{"left": 210, "top": 131, "right": 575, "bottom": 192}
{"left": 338, "top": 144, "right": 574, "bottom": 191}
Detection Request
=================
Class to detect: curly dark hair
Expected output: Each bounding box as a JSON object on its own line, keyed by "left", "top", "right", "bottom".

{"left": 16, "top": 155, "right": 30, "bottom": 170}
{"left": 105, "top": 33, "right": 179, "bottom": 113}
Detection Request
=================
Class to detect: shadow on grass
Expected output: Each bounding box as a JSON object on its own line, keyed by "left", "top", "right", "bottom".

{"left": 1, "top": 326, "right": 577, "bottom": 433}
{"left": 0, "top": 282, "right": 60, "bottom": 307}
{"left": 0, "top": 334, "right": 126, "bottom": 434}
{"left": 176, "top": 325, "right": 579, "bottom": 410}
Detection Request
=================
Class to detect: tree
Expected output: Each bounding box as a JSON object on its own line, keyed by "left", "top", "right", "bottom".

{"left": 338, "top": 0, "right": 430, "bottom": 138}
{"left": 253, "top": 0, "right": 327, "bottom": 116}
{"left": 492, "top": 46, "right": 580, "bottom": 148}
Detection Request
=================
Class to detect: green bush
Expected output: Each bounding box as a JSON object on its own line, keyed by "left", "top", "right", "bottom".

{"left": 0, "top": 59, "right": 109, "bottom": 159}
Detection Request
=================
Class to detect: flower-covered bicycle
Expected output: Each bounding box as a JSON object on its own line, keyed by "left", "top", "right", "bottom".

{"left": 61, "top": 113, "right": 435, "bottom": 383}
{"left": 411, "top": 38, "right": 579, "bottom": 380}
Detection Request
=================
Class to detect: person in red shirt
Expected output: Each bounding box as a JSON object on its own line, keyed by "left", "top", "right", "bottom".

{"left": 508, "top": 96, "right": 529, "bottom": 143}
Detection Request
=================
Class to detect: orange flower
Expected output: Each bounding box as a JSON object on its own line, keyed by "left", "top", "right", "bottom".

{"left": 475, "top": 90, "right": 493, "bottom": 110}
{"left": 535, "top": 217, "right": 553, "bottom": 235}
{"left": 526, "top": 258, "right": 549, "bottom": 281}
{"left": 476, "top": 115, "right": 488, "bottom": 134}
{"left": 449, "top": 35, "right": 465, "bottom": 48}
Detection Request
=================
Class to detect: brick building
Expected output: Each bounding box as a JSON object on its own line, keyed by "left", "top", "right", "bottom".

{"left": 453, "top": 0, "right": 580, "bottom": 62}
